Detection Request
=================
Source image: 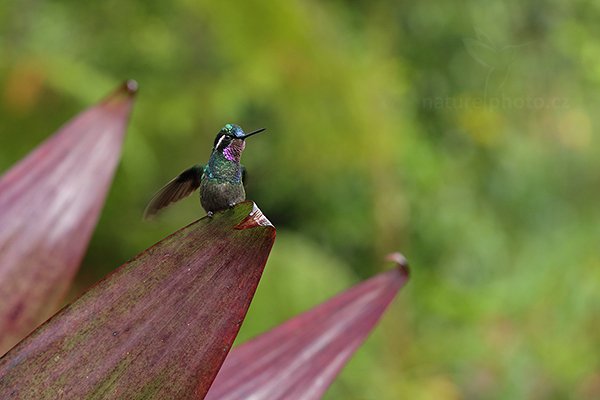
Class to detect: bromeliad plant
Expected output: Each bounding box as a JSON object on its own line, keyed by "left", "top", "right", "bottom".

{"left": 0, "top": 82, "right": 409, "bottom": 399}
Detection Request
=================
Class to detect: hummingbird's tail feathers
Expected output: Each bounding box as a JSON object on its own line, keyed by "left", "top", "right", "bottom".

{"left": 143, "top": 164, "right": 204, "bottom": 219}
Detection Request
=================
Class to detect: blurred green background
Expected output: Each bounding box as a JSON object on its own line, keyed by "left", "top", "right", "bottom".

{"left": 1, "top": 1, "right": 598, "bottom": 399}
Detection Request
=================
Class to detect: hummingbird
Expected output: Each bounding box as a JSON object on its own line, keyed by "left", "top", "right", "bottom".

{"left": 144, "top": 123, "right": 266, "bottom": 218}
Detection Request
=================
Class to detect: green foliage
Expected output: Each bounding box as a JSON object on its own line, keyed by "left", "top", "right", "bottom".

{"left": 1, "top": 1, "right": 598, "bottom": 398}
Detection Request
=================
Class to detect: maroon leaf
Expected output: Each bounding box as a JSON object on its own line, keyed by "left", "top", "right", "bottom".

{"left": 0, "top": 202, "right": 275, "bottom": 399}
{"left": 206, "top": 253, "right": 409, "bottom": 400}
{"left": 0, "top": 81, "right": 136, "bottom": 354}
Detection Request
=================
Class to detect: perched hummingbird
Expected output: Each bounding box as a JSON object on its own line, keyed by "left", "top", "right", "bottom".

{"left": 144, "top": 123, "right": 265, "bottom": 218}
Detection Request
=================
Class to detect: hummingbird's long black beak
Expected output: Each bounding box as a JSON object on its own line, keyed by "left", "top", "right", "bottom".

{"left": 241, "top": 128, "right": 266, "bottom": 139}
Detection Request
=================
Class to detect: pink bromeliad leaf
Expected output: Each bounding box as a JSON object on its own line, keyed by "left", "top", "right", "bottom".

{"left": 0, "top": 202, "right": 276, "bottom": 399}
{"left": 206, "top": 253, "right": 409, "bottom": 400}
{"left": 0, "top": 81, "right": 137, "bottom": 354}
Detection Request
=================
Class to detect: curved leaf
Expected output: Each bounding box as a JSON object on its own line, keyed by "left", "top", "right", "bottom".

{"left": 206, "top": 253, "right": 409, "bottom": 400}
{"left": 0, "top": 202, "right": 275, "bottom": 399}
{"left": 0, "top": 81, "right": 137, "bottom": 354}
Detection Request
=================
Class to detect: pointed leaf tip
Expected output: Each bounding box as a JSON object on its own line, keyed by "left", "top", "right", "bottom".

{"left": 101, "top": 80, "right": 138, "bottom": 108}
{"left": 124, "top": 79, "right": 139, "bottom": 95}
{"left": 385, "top": 251, "right": 410, "bottom": 277}
{"left": 234, "top": 202, "right": 273, "bottom": 230}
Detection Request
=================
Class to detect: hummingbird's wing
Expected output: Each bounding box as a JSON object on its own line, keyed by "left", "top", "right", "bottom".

{"left": 143, "top": 164, "right": 204, "bottom": 219}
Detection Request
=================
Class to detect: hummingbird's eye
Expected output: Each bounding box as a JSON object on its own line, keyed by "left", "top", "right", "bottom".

{"left": 214, "top": 133, "right": 233, "bottom": 150}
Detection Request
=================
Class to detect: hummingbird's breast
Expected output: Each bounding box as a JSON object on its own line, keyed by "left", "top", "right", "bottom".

{"left": 200, "top": 153, "right": 245, "bottom": 212}
{"left": 199, "top": 179, "right": 245, "bottom": 212}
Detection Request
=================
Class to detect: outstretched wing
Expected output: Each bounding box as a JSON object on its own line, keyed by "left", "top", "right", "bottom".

{"left": 143, "top": 164, "right": 204, "bottom": 219}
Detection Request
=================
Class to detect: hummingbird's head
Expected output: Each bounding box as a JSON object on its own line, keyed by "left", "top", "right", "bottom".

{"left": 213, "top": 123, "right": 265, "bottom": 162}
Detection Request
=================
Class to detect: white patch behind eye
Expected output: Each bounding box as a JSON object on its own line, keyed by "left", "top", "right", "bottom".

{"left": 215, "top": 135, "right": 227, "bottom": 149}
